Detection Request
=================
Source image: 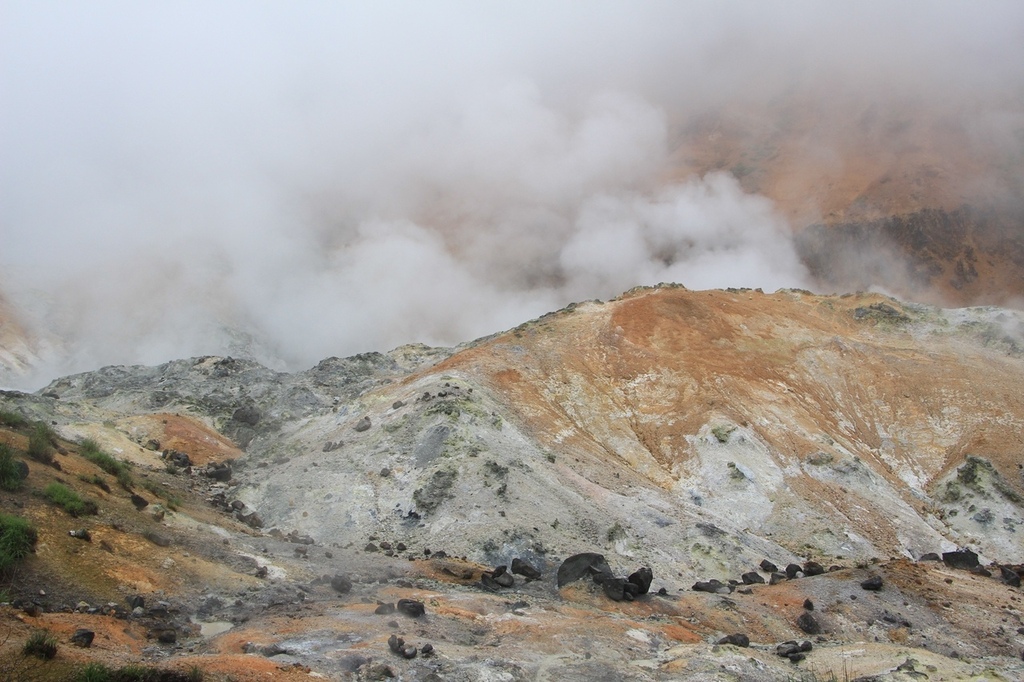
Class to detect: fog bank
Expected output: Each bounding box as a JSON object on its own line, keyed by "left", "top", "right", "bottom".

{"left": 3, "top": 1, "right": 1022, "bottom": 386}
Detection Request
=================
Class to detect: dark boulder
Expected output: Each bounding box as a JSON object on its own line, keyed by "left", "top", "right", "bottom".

{"left": 918, "top": 552, "right": 941, "bottom": 562}
{"left": 785, "top": 563, "right": 802, "bottom": 579}
{"left": 397, "top": 599, "right": 425, "bottom": 617}
{"left": 796, "top": 612, "right": 822, "bottom": 634}
{"left": 1000, "top": 565, "right": 1022, "bottom": 588}
{"left": 741, "top": 571, "right": 765, "bottom": 585}
{"left": 330, "top": 573, "right": 353, "bottom": 594}
{"left": 628, "top": 567, "right": 653, "bottom": 595}
{"left": 942, "top": 549, "right": 980, "bottom": 570}
{"left": 769, "top": 572, "right": 787, "bottom": 585}
{"left": 489, "top": 566, "right": 515, "bottom": 588}
{"left": 511, "top": 557, "right": 541, "bottom": 580}
{"left": 803, "top": 561, "right": 825, "bottom": 576}
{"left": 130, "top": 494, "right": 149, "bottom": 511}
{"left": 205, "top": 463, "right": 232, "bottom": 482}
{"left": 692, "top": 579, "right": 731, "bottom": 594}
{"left": 557, "top": 552, "right": 613, "bottom": 587}
{"left": 760, "top": 559, "right": 779, "bottom": 573}
{"left": 803, "top": 599, "right": 814, "bottom": 611}
{"left": 354, "top": 416, "right": 372, "bottom": 432}
{"left": 70, "top": 629, "right": 95, "bottom": 647}
{"left": 717, "top": 633, "right": 750, "bottom": 647}
{"left": 861, "top": 575, "right": 884, "bottom": 591}
{"left": 387, "top": 634, "right": 404, "bottom": 654}
{"left": 598, "top": 577, "right": 632, "bottom": 602}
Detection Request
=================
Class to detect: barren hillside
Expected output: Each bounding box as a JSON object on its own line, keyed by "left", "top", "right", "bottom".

{"left": 1, "top": 286, "right": 1023, "bottom": 680}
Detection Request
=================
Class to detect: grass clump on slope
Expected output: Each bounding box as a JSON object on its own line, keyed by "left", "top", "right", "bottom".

{"left": 0, "top": 511, "right": 37, "bottom": 572}
{"left": 43, "top": 482, "right": 98, "bottom": 517}
{"left": 79, "top": 439, "right": 133, "bottom": 490}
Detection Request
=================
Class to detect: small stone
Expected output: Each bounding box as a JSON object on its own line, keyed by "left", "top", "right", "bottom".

{"left": 375, "top": 602, "right": 396, "bottom": 615}
{"left": 401, "top": 645, "right": 417, "bottom": 659}
{"left": 70, "top": 629, "right": 95, "bottom": 647}
{"left": 861, "top": 576, "right": 884, "bottom": 591}
{"left": 803, "top": 599, "right": 814, "bottom": 611}
{"left": 421, "top": 643, "right": 434, "bottom": 656}
{"left": 511, "top": 557, "right": 542, "bottom": 580}
{"left": 354, "top": 416, "right": 372, "bottom": 432}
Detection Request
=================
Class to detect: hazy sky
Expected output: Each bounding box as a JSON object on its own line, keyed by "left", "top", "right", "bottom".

{"left": 2, "top": 1, "right": 1023, "bottom": 385}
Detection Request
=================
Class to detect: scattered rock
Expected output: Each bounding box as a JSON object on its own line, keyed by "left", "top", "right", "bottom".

{"left": 511, "top": 557, "right": 542, "bottom": 580}
{"left": 942, "top": 549, "right": 980, "bottom": 570}
{"left": 330, "top": 573, "right": 353, "bottom": 594}
{"left": 557, "top": 552, "right": 612, "bottom": 587}
{"left": 796, "top": 612, "right": 822, "bottom": 634}
{"left": 741, "top": 571, "right": 765, "bottom": 585}
{"left": 717, "top": 633, "right": 750, "bottom": 647}
{"left": 692, "top": 580, "right": 731, "bottom": 594}
{"left": 861, "top": 575, "right": 884, "bottom": 591}
{"left": 354, "top": 416, "right": 372, "bottom": 432}
{"left": 396, "top": 599, "right": 425, "bottom": 618}
{"left": 70, "top": 629, "right": 95, "bottom": 647}
{"left": 628, "top": 567, "right": 653, "bottom": 595}
{"left": 131, "top": 494, "right": 149, "bottom": 511}
{"left": 68, "top": 529, "right": 91, "bottom": 541}
{"left": 803, "top": 599, "right": 814, "bottom": 611}
{"left": 760, "top": 559, "right": 779, "bottom": 573}
{"left": 375, "top": 602, "right": 396, "bottom": 615}
{"left": 803, "top": 561, "right": 825, "bottom": 576}
{"left": 769, "top": 572, "right": 787, "bottom": 585}
{"left": 785, "top": 563, "right": 802, "bottom": 579}
{"left": 1000, "top": 565, "right": 1022, "bottom": 587}
{"left": 918, "top": 552, "right": 941, "bottom": 562}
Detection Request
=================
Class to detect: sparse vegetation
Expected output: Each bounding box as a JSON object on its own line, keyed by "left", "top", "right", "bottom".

{"left": 0, "top": 444, "right": 25, "bottom": 491}
{"left": 711, "top": 424, "right": 736, "bottom": 443}
{"left": 0, "top": 410, "right": 28, "bottom": 429}
{"left": 22, "top": 629, "right": 57, "bottom": 659}
{"left": 26, "top": 423, "right": 55, "bottom": 464}
{"left": 79, "top": 439, "right": 133, "bottom": 490}
{"left": 43, "top": 482, "right": 98, "bottom": 517}
{"left": 71, "top": 661, "right": 204, "bottom": 681}
{"left": 78, "top": 473, "right": 112, "bottom": 492}
{"left": 606, "top": 521, "right": 626, "bottom": 542}
{"left": 0, "top": 512, "right": 37, "bottom": 571}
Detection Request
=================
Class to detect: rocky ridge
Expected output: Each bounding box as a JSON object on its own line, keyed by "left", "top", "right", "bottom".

{"left": 1, "top": 285, "right": 1024, "bottom": 679}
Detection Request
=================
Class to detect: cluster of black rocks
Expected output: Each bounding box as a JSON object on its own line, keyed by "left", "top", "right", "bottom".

{"left": 555, "top": 553, "right": 653, "bottom": 602}
{"left": 479, "top": 558, "right": 543, "bottom": 591}
{"left": 387, "top": 634, "right": 434, "bottom": 659}
{"left": 693, "top": 559, "right": 840, "bottom": 594}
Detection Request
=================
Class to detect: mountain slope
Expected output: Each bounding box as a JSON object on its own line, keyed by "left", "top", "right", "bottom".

{"left": 2, "top": 286, "right": 1024, "bottom": 680}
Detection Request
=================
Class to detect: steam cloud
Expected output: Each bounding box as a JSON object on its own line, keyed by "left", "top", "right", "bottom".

{"left": 2, "top": 2, "right": 1023, "bottom": 387}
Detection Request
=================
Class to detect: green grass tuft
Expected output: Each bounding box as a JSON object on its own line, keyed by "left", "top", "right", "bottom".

{"left": 22, "top": 629, "right": 57, "bottom": 660}
{"left": 26, "top": 423, "right": 55, "bottom": 464}
{"left": 43, "top": 482, "right": 98, "bottom": 517}
{"left": 80, "top": 439, "right": 133, "bottom": 490}
{"left": 0, "top": 512, "right": 37, "bottom": 572}
{"left": 0, "top": 443, "right": 25, "bottom": 491}
{"left": 0, "top": 410, "right": 28, "bottom": 429}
